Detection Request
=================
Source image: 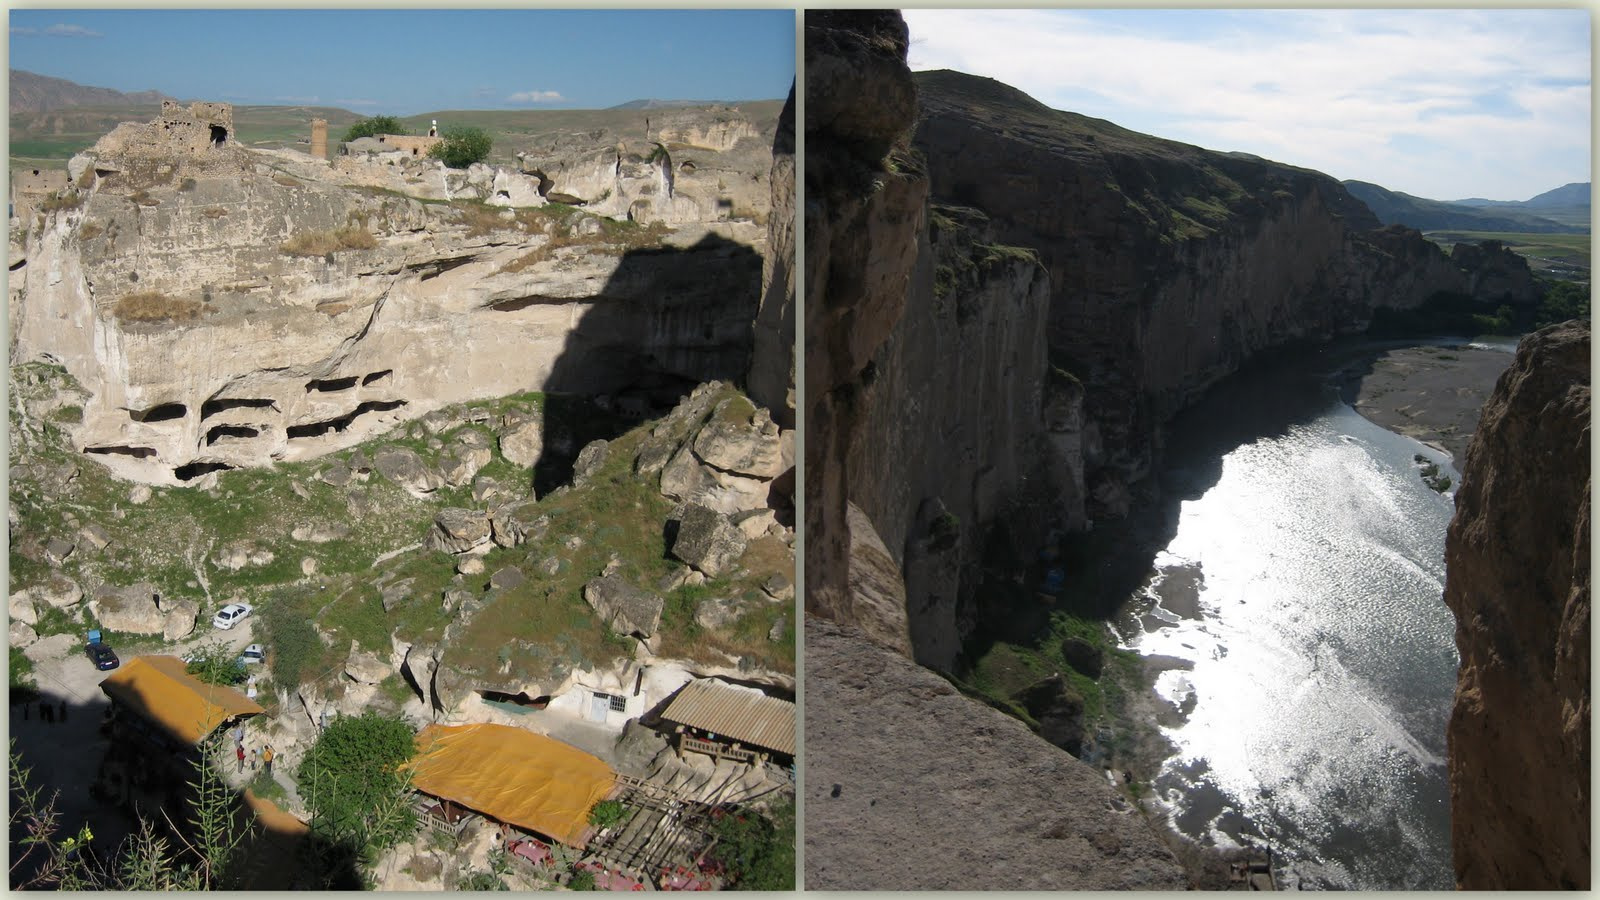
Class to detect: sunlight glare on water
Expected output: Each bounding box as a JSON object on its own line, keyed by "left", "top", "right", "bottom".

{"left": 1122, "top": 401, "right": 1459, "bottom": 890}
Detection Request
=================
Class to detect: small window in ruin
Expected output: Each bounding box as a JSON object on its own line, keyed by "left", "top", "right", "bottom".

{"left": 209, "top": 125, "right": 227, "bottom": 148}
{"left": 608, "top": 694, "right": 627, "bottom": 713}
{"left": 412, "top": 148, "right": 419, "bottom": 156}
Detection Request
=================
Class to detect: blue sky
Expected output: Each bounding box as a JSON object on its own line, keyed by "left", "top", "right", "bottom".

{"left": 905, "top": 9, "right": 1590, "bottom": 202}
{"left": 10, "top": 10, "right": 795, "bottom": 113}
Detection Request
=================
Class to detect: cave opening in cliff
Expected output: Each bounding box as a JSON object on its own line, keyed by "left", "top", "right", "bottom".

{"left": 209, "top": 125, "right": 227, "bottom": 148}
{"left": 204, "top": 424, "right": 260, "bottom": 445}
{"left": 200, "top": 397, "right": 275, "bottom": 419}
{"left": 129, "top": 402, "right": 187, "bottom": 423}
{"left": 174, "top": 460, "right": 234, "bottom": 481}
{"left": 305, "top": 375, "right": 359, "bottom": 393}
{"left": 477, "top": 689, "right": 550, "bottom": 709}
{"left": 286, "top": 399, "right": 407, "bottom": 439}
{"left": 85, "top": 445, "right": 158, "bottom": 459}
{"left": 362, "top": 370, "right": 393, "bottom": 386}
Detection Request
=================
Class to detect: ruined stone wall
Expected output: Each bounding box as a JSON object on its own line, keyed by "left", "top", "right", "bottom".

{"left": 9, "top": 168, "right": 70, "bottom": 220}
{"left": 379, "top": 134, "right": 443, "bottom": 157}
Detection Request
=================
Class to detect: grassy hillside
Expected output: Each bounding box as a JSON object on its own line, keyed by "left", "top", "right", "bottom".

{"left": 1424, "top": 230, "right": 1591, "bottom": 281}
{"left": 1344, "top": 179, "right": 1583, "bottom": 234}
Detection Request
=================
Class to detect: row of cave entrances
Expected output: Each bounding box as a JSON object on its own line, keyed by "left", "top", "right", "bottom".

{"left": 119, "top": 370, "right": 396, "bottom": 425}
{"left": 83, "top": 374, "right": 407, "bottom": 482}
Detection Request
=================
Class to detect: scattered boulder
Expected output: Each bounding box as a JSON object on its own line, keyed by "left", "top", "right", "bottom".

{"left": 45, "top": 538, "right": 74, "bottom": 566}
{"left": 658, "top": 443, "right": 707, "bottom": 502}
{"left": 345, "top": 644, "right": 391, "bottom": 684}
{"left": 439, "top": 441, "right": 492, "bottom": 488}
{"left": 426, "top": 508, "right": 493, "bottom": 554}
{"left": 539, "top": 557, "right": 561, "bottom": 576}
{"left": 499, "top": 417, "right": 545, "bottom": 468}
{"left": 291, "top": 521, "right": 350, "bottom": 544}
{"left": 1012, "top": 674, "right": 1087, "bottom": 757}
{"left": 582, "top": 575, "right": 665, "bottom": 637}
{"left": 79, "top": 524, "right": 111, "bottom": 551}
{"left": 692, "top": 401, "right": 786, "bottom": 478}
{"left": 9, "top": 591, "right": 39, "bottom": 627}
{"left": 762, "top": 573, "right": 795, "bottom": 603}
{"left": 442, "top": 587, "right": 472, "bottom": 613}
{"left": 472, "top": 474, "right": 512, "bottom": 504}
{"left": 36, "top": 574, "right": 84, "bottom": 609}
{"left": 634, "top": 437, "right": 678, "bottom": 477}
{"left": 488, "top": 566, "right": 526, "bottom": 592}
{"left": 128, "top": 484, "right": 152, "bottom": 505}
{"left": 10, "top": 620, "right": 38, "bottom": 648}
{"left": 734, "top": 508, "right": 778, "bottom": 539}
{"left": 1061, "top": 637, "right": 1104, "bottom": 679}
{"left": 572, "top": 439, "right": 609, "bottom": 484}
{"left": 457, "top": 556, "right": 486, "bottom": 576}
{"left": 320, "top": 463, "right": 353, "bottom": 487}
{"left": 670, "top": 504, "right": 747, "bottom": 577}
{"left": 163, "top": 599, "right": 199, "bottom": 641}
{"left": 89, "top": 583, "right": 166, "bottom": 635}
{"left": 768, "top": 615, "right": 788, "bottom": 643}
{"left": 290, "top": 481, "right": 311, "bottom": 500}
{"left": 380, "top": 579, "right": 416, "bottom": 613}
{"left": 374, "top": 448, "right": 443, "bottom": 496}
{"left": 301, "top": 557, "right": 319, "bottom": 577}
{"left": 489, "top": 501, "right": 544, "bottom": 548}
{"left": 694, "top": 596, "right": 743, "bottom": 630}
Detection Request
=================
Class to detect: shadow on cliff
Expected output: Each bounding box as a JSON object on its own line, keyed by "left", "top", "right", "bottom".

{"left": 960, "top": 340, "right": 1350, "bottom": 658}
{"left": 8, "top": 688, "right": 363, "bottom": 890}
{"left": 530, "top": 231, "right": 764, "bottom": 495}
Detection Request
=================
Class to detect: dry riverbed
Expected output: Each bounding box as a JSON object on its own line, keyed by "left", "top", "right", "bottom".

{"left": 1343, "top": 343, "right": 1516, "bottom": 463}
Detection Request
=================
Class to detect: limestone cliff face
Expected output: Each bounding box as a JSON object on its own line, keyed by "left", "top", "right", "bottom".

{"left": 11, "top": 112, "right": 771, "bottom": 486}
{"left": 802, "top": 11, "right": 1184, "bottom": 888}
{"left": 911, "top": 70, "right": 1496, "bottom": 516}
{"left": 748, "top": 85, "right": 796, "bottom": 427}
{"left": 1442, "top": 319, "right": 1590, "bottom": 889}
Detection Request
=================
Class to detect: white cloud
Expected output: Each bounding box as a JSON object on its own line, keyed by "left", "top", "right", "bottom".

{"left": 273, "top": 95, "right": 320, "bottom": 104}
{"left": 43, "top": 24, "right": 102, "bottom": 38}
{"left": 507, "top": 90, "right": 564, "bottom": 104}
{"left": 903, "top": 9, "right": 1589, "bottom": 201}
{"left": 335, "top": 98, "right": 378, "bottom": 107}
{"left": 10, "top": 26, "right": 38, "bottom": 35}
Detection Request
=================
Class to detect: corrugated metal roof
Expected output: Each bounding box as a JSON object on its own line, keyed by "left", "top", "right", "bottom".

{"left": 99, "top": 655, "right": 265, "bottom": 745}
{"left": 658, "top": 679, "right": 795, "bottom": 756}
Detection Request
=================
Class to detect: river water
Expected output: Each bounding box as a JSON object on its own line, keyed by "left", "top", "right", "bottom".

{"left": 1114, "top": 340, "right": 1504, "bottom": 890}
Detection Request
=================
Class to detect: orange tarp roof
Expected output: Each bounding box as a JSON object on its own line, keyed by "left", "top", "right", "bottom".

{"left": 406, "top": 723, "right": 616, "bottom": 848}
{"left": 99, "top": 655, "right": 264, "bottom": 745}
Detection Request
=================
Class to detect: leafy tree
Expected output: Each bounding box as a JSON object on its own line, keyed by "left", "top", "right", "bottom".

{"left": 706, "top": 798, "right": 795, "bottom": 890}
{"left": 298, "top": 712, "right": 417, "bottom": 862}
{"left": 342, "top": 115, "right": 407, "bottom": 142}
{"left": 1536, "top": 278, "right": 1590, "bottom": 329}
{"left": 587, "top": 799, "right": 626, "bottom": 827}
{"left": 429, "top": 127, "right": 493, "bottom": 169}
{"left": 185, "top": 641, "right": 246, "bottom": 687}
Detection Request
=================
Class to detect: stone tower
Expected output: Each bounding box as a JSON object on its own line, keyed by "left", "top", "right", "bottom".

{"left": 310, "top": 119, "right": 328, "bottom": 160}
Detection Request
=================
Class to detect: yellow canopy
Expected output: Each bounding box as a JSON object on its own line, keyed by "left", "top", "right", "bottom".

{"left": 99, "top": 655, "right": 264, "bottom": 745}
{"left": 406, "top": 723, "right": 617, "bottom": 847}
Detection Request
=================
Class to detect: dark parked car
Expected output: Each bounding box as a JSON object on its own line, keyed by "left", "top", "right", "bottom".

{"left": 86, "top": 642, "right": 119, "bottom": 671}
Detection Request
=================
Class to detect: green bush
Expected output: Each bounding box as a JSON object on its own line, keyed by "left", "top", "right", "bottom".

{"left": 185, "top": 641, "right": 247, "bottom": 686}
{"left": 262, "top": 599, "right": 320, "bottom": 688}
{"left": 587, "top": 799, "right": 626, "bottom": 828}
{"left": 343, "top": 116, "right": 407, "bottom": 142}
{"left": 429, "top": 127, "right": 493, "bottom": 169}
{"left": 569, "top": 870, "right": 597, "bottom": 891}
{"left": 299, "top": 712, "right": 417, "bottom": 855}
{"left": 707, "top": 799, "right": 795, "bottom": 890}
{"left": 1536, "top": 279, "right": 1590, "bottom": 329}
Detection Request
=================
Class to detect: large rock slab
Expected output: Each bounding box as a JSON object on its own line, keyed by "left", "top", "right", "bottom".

{"left": 805, "top": 619, "right": 1186, "bottom": 890}
{"left": 346, "top": 644, "right": 391, "bottom": 684}
{"left": 35, "top": 574, "right": 84, "bottom": 609}
{"left": 670, "top": 504, "right": 747, "bottom": 577}
{"left": 426, "top": 508, "right": 493, "bottom": 554}
{"left": 692, "top": 401, "right": 786, "bottom": 478}
{"left": 163, "top": 599, "right": 200, "bottom": 642}
{"left": 499, "top": 416, "right": 545, "bottom": 468}
{"left": 89, "top": 583, "right": 167, "bottom": 636}
{"left": 439, "top": 440, "right": 492, "bottom": 488}
{"left": 582, "top": 575, "right": 665, "bottom": 638}
{"left": 375, "top": 448, "right": 444, "bottom": 497}
{"left": 9, "top": 591, "right": 39, "bottom": 627}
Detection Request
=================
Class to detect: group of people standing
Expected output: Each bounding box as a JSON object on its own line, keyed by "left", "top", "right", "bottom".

{"left": 19, "top": 696, "right": 68, "bottom": 723}
{"left": 231, "top": 724, "right": 274, "bottom": 777}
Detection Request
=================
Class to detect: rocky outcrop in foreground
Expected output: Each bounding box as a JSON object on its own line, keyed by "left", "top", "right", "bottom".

{"left": 805, "top": 619, "right": 1185, "bottom": 890}
{"left": 1443, "top": 319, "right": 1589, "bottom": 889}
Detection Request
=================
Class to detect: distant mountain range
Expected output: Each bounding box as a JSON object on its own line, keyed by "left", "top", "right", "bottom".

{"left": 10, "top": 69, "right": 172, "bottom": 114}
{"left": 608, "top": 99, "right": 730, "bottom": 110}
{"left": 1343, "top": 179, "right": 1590, "bottom": 234}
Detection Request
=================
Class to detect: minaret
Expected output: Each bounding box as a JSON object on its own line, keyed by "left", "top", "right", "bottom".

{"left": 310, "top": 118, "right": 328, "bottom": 160}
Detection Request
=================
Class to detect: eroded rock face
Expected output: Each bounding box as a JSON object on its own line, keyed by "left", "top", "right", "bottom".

{"left": 748, "top": 85, "right": 797, "bottom": 427}
{"left": 12, "top": 105, "right": 775, "bottom": 488}
{"left": 89, "top": 582, "right": 166, "bottom": 635}
{"left": 670, "top": 504, "right": 747, "bottom": 577}
{"left": 805, "top": 618, "right": 1186, "bottom": 890}
{"left": 1442, "top": 319, "right": 1590, "bottom": 889}
{"left": 426, "top": 508, "right": 493, "bottom": 555}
